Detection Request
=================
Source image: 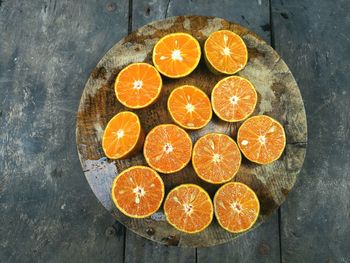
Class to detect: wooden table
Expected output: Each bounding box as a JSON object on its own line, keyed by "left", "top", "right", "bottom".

{"left": 0, "top": 0, "right": 349, "bottom": 262}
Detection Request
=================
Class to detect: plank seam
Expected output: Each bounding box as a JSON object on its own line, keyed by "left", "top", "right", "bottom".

{"left": 278, "top": 209, "right": 283, "bottom": 263}
{"left": 269, "top": 0, "right": 275, "bottom": 48}
{"left": 123, "top": 228, "right": 126, "bottom": 263}
{"left": 124, "top": 2, "right": 133, "bottom": 261}
{"left": 165, "top": 0, "right": 171, "bottom": 18}
{"left": 269, "top": 1, "right": 281, "bottom": 262}
{"left": 128, "top": 0, "right": 133, "bottom": 33}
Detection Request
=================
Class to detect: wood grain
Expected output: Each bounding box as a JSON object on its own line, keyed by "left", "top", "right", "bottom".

{"left": 0, "top": 0, "right": 129, "bottom": 262}
{"left": 76, "top": 15, "right": 307, "bottom": 247}
{"left": 272, "top": 0, "right": 350, "bottom": 262}
{"left": 2, "top": 0, "right": 349, "bottom": 261}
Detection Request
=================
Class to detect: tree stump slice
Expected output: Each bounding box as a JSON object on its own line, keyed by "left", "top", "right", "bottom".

{"left": 76, "top": 16, "right": 307, "bottom": 247}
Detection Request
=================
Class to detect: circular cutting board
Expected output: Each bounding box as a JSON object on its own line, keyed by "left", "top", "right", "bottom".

{"left": 76, "top": 16, "right": 307, "bottom": 247}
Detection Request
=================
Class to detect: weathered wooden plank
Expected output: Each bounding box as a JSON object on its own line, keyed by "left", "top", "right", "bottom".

{"left": 0, "top": 0, "right": 128, "bottom": 262}
{"left": 197, "top": 214, "right": 280, "bottom": 263}
{"left": 271, "top": 0, "right": 350, "bottom": 262}
{"left": 124, "top": 230, "right": 196, "bottom": 263}
{"left": 133, "top": 0, "right": 271, "bottom": 43}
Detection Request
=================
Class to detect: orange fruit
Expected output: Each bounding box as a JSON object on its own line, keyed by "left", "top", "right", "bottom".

{"left": 164, "top": 184, "right": 213, "bottom": 233}
{"left": 143, "top": 124, "right": 192, "bottom": 173}
{"left": 211, "top": 76, "right": 257, "bottom": 122}
{"left": 192, "top": 133, "right": 241, "bottom": 184}
{"left": 167, "top": 85, "right": 212, "bottom": 129}
{"left": 214, "top": 182, "right": 260, "bottom": 233}
{"left": 115, "top": 63, "right": 162, "bottom": 109}
{"left": 102, "top": 111, "right": 144, "bottom": 159}
{"left": 204, "top": 30, "right": 248, "bottom": 74}
{"left": 152, "top": 33, "right": 201, "bottom": 78}
{"left": 237, "top": 115, "right": 286, "bottom": 164}
{"left": 111, "top": 166, "right": 164, "bottom": 218}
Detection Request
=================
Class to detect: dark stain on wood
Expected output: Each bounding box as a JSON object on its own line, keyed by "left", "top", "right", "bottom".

{"left": 260, "top": 23, "right": 271, "bottom": 32}
{"left": 91, "top": 66, "right": 107, "bottom": 80}
{"left": 281, "top": 188, "right": 289, "bottom": 197}
{"left": 145, "top": 6, "right": 151, "bottom": 16}
{"left": 76, "top": 16, "right": 307, "bottom": 247}
{"left": 258, "top": 241, "right": 271, "bottom": 255}
{"left": 162, "top": 235, "right": 180, "bottom": 246}
{"left": 51, "top": 168, "right": 63, "bottom": 178}
{"left": 280, "top": 12, "right": 289, "bottom": 19}
{"left": 146, "top": 227, "right": 155, "bottom": 236}
{"left": 248, "top": 47, "right": 266, "bottom": 59}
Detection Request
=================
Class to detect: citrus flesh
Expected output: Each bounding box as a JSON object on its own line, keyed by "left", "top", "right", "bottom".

{"left": 192, "top": 133, "right": 241, "bottom": 184}
{"left": 111, "top": 166, "right": 165, "bottom": 218}
{"left": 237, "top": 115, "right": 286, "bottom": 164}
{"left": 143, "top": 124, "right": 192, "bottom": 173}
{"left": 164, "top": 184, "right": 213, "bottom": 233}
{"left": 153, "top": 33, "right": 201, "bottom": 78}
{"left": 211, "top": 76, "right": 257, "bottom": 122}
{"left": 168, "top": 85, "right": 212, "bottom": 129}
{"left": 214, "top": 182, "right": 260, "bottom": 233}
{"left": 102, "top": 111, "right": 143, "bottom": 159}
{"left": 204, "top": 30, "right": 248, "bottom": 74}
{"left": 115, "top": 63, "right": 162, "bottom": 109}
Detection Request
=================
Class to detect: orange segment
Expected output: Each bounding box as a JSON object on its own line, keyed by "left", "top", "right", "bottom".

{"left": 237, "top": 115, "right": 286, "bottom": 164}
{"left": 211, "top": 76, "right": 257, "bottom": 122}
{"left": 204, "top": 30, "right": 248, "bottom": 74}
{"left": 192, "top": 133, "right": 241, "bottom": 184}
{"left": 168, "top": 85, "right": 212, "bottom": 129}
{"left": 111, "top": 166, "right": 164, "bottom": 218}
{"left": 115, "top": 63, "right": 162, "bottom": 109}
{"left": 214, "top": 182, "right": 260, "bottom": 233}
{"left": 164, "top": 184, "right": 213, "bottom": 233}
{"left": 143, "top": 124, "right": 192, "bottom": 173}
{"left": 102, "top": 111, "right": 143, "bottom": 159}
{"left": 152, "top": 33, "right": 201, "bottom": 78}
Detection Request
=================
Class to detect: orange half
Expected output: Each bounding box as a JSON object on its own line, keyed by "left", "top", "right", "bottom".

{"left": 152, "top": 33, "right": 201, "bottom": 78}
{"left": 164, "top": 184, "right": 213, "bottom": 233}
{"left": 111, "top": 166, "right": 165, "bottom": 218}
{"left": 214, "top": 182, "right": 260, "bottom": 233}
{"left": 102, "top": 111, "right": 143, "bottom": 159}
{"left": 143, "top": 124, "right": 192, "bottom": 173}
{"left": 204, "top": 30, "right": 248, "bottom": 74}
{"left": 192, "top": 133, "right": 241, "bottom": 184}
{"left": 237, "top": 115, "right": 286, "bottom": 164}
{"left": 168, "top": 85, "right": 212, "bottom": 129}
{"left": 115, "top": 63, "right": 162, "bottom": 109}
{"left": 211, "top": 76, "right": 257, "bottom": 122}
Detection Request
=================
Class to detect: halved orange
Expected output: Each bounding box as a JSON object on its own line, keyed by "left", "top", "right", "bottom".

{"left": 204, "top": 30, "right": 248, "bottom": 74}
{"left": 152, "top": 33, "right": 201, "bottom": 78}
{"left": 164, "top": 184, "right": 213, "bottom": 233}
{"left": 115, "top": 63, "right": 162, "bottom": 109}
{"left": 143, "top": 124, "right": 192, "bottom": 173}
{"left": 192, "top": 133, "right": 241, "bottom": 184}
{"left": 167, "top": 85, "right": 212, "bottom": 129}
{"left": 214, "top": 182, "right": 260, "bottom": 233}
{"left": 102, "top": 111, "right": 144, "bottom": 159}
{"left": 211, "top": 76, "right": 257, "bottom": 122}
{"left": 111, "top": 166, "right": 164, "bottom": 218}
{"left": 237, "top": 115, "right": 286, "bottom": 164}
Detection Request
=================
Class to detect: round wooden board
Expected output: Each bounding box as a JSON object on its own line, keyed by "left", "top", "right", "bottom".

{"left": 76, "top": 16, "right": 307, "bottom": 247}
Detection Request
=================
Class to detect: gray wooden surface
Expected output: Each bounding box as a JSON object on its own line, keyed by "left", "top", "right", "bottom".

{"left": 0, "top": 0, "right": 349, "bottom": 262}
